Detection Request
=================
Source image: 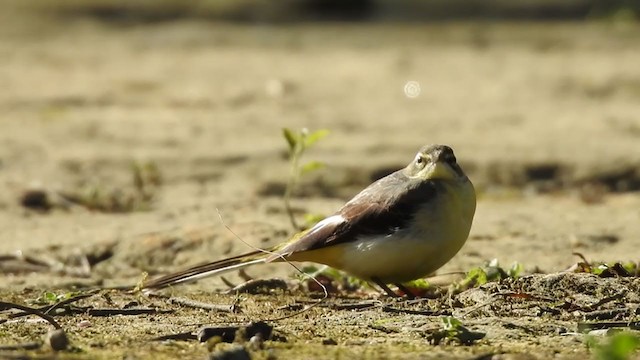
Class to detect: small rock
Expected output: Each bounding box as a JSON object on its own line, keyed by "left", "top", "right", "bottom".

{"left": 20, "top": 189, "right": 51, "bottom": 211}
{"left": 209, "top": 345, "right": 251, "bottom": 360}
{"left": 322, "top": 338, "right": 337, "bottom": 345}
{"left": 248, "top": 334, "right": 264, "bottom": 350}
{"left": 46, "top": 329, "right": 69, "bottom": 351}
{"left": 123, "top": 301, "right": 140, "bottom": 308}
{"left": 244, "top": 321, "right": 273, "bottom": 342}
{"left": 198, "top": 321, "right": 273, "bottom": 344}
{"left": 77, "top": 320, "right": 92, "bottom": 328}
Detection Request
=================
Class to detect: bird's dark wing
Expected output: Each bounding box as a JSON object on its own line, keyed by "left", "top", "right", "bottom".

{"left": 276, "top": 170, "right": 438, "bottom": 256}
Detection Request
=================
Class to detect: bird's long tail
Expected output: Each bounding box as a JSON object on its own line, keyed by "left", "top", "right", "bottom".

{"left": 142, "top": 248, "right": 276, "bottom": 290}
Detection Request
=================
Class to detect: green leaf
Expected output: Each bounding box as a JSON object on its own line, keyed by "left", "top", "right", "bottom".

{"left": 440, "top": 317, "right": 486, "bottom": 345}
{"left": 622, "top": 261, "right": 637, "bottom": 275}
{"left": 301, "top": 265, "right": 320, "bottom": 274}
{"left": 508, "top": 262, "right": 524, "bottom": 278}
{"left": 606, "top": 333, "right": 640, "bottom": 360}
{"left": 303, "top": 129, "right": 329, "bottom": 148}
{"left": 44, "top": 291, "right": 58, "bottom": 303}
{"left": 465, "top": 267, "right": 488, "bottom": 286}
{"left": 442, "top": 316, "right": 463, "bottom": 331}
{"left": 404, "top": 278, "right": 431, "bottom": 290}
{"left": 594, "top": 332, "right": 640, "bottom": 360}
{"left": 282, "top": 128, "right": 298, "bottom": 151}
{"left": 592, "top": 264, "right": 609, "bottom": 276}
{"left": 301, "top": 160, "right": 325, "bottom": 175}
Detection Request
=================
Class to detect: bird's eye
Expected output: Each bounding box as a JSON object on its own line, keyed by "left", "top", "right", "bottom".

{"left": 415, "top": 156, "right": 425, "bottom": 166}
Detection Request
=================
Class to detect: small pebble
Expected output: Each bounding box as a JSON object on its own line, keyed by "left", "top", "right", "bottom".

{"left": 78, "top": 320, "right": 92, "bottom": 328}
{"left": 322, "top": 338, "right": 337, "bottom": 345}
{"left": 46, "top": 329, "right": 69, "bottom": 351}
{"left": 209, "top": 345, "right": 251, "bottom": 360}
{"left": 20, "top": 189, "right": 51, "bottom": 211}
{"left": 248, "top": 334, "right": 264, "bottom": 350}
{"left": 123, "top": 301, "right": 140, "bottom": 308}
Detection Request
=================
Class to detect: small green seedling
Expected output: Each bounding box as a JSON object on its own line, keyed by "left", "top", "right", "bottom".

{"left": 282, "top": 128, "right": 329, "bottom": 230}
{"left": 403, "top": 278, "right": 431, "bottom": 291}
{"left": 588, "top": 262, "right": 639, "bottom": 277}
{"left": 453, "top": 259, "right": 524, "bottom": 292}
{"left": 507, "top": 261, "right": 524, "bottom": 278}
{"left": 428, "top": 316, "right": 486, "bottom": 345}
{"left": 31, "top": 291, "right": 78, "bottom": 306}
{"left": 588, "top": 332, "right": 640, "bottom": 360}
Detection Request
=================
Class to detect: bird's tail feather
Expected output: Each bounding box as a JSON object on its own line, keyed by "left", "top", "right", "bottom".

{"left": 142, "top": 249, "right": 272, "bottom": 290}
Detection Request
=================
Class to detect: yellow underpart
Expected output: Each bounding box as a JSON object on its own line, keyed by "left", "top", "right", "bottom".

{"left": 284, "top": 244, "right": 347, "bottom": 269}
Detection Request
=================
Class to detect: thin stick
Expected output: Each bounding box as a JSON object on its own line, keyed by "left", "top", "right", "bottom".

{"left": 87, "top": 308, "right": 173, "bottom": 316}
{"left": 0, "top": 341, "right": 42, "bottom": 351}
{"left": 0, "top": 301, "right": 62, "bottom": 329}
{"left": 5, "top": 292, "right": 96, "bottom": 321}
{"left": 381, "top": 306, "right": 437, "bottom": 316}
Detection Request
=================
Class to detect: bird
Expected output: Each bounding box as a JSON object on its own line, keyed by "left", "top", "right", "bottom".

{"left": 142, "top": 144, "right": 476, "bottom": 297}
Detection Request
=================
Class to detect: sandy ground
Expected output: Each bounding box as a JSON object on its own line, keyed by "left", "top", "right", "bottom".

{"left": 1, "top": 5, "right": 640, "bottom": 359}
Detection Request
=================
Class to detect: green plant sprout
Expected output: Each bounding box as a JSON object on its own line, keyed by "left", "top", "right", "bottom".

{"left": 403, "top": 278, "right": 431, "bottom": 291}
{"left": 428, "top": 316, "right": 486, "bottom": 345}
{"left": 588, "top": 332, "right": 640, "bottom": 360}
{"left": 30, "top": 291, "right": 79, "bottom": 306}
{"left": 589, "top": 262, "right": 639, "bottom": 277}
{"left": 282, "top": 128, "right": 329, "bottom": 230}
{"left": 453, "top": 259, "right": 524, "bottom": 292}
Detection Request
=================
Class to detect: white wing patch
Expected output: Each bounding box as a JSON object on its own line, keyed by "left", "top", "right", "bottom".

{"left": 266, "top": 214, "right": 346, "bottom": 262}
{"left": 306, "top": 214, "right": 345, "bottom": 236}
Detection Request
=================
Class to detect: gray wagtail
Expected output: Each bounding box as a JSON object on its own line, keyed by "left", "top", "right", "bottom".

{"left": 143, "top": 144, "right": 476, "bottom": 297}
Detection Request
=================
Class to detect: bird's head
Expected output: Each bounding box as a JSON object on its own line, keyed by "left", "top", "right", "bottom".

{"left": 404, "top": 144, "right": 467, "bottom": 181}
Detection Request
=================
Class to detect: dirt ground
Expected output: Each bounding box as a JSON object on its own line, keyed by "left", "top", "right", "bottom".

{"left": 1, "top": 3, "right": 640, "bottom": 359}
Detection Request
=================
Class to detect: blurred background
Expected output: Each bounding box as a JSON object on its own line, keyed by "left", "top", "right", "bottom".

{"left": 1, "top": 0, "right": 639, "bottom": 286}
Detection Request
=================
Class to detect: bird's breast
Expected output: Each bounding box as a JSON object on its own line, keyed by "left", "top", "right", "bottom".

{"left": 336, "top": 178, "right": 476, "bottom": 283}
